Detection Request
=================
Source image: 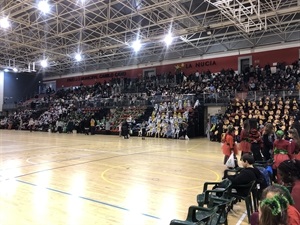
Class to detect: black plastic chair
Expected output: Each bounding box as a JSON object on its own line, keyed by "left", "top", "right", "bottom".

{"left": 196, "top": 179, "right": 232, "bottom": 207}
{"left": 185, "top": 198, "right": 231, "bottom": 225}
{"left": 170, "top": 205, "right": 218, "bottom": 225}
{"left": 225, "top": 180, "right": 256, "bottom": 223}
{"left": 202, "top": 197, "right": 231, "bottom": 225}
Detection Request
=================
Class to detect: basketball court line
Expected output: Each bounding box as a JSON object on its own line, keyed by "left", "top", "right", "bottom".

{"left": 236, "top": 211, "right": 247, "bottom": 225}
{"left": 15, "top": 178, "right": 248, "bottom": 225}
{"left": 15, "top": 179, "right": 161, "bottom": 221}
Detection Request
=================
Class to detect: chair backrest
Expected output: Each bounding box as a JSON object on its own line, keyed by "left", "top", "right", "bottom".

{"left": 204, "top": 179, "right": 232, "bottom": 205}
{"left": 203, "top": 197, "right": 231, "bottom": 225}
{"left": 170, "top": 206, "right": 218, "bottom": 225}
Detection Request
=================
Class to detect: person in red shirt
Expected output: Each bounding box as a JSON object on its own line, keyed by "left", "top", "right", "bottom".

{"left": 250, "top": 185, "right": 300, "bottom": 225}
{"left": 249, "top": 118, "right": 263, "bottom": 161}
{"left": 260, "top": 190, "right": 300, "bottom": 225}
{"left": 273, "top": 130, "right": 290, "bottom": 183}
{"left": 239, "top": 120, "right": 251, "bottom": 156}
{"left": 278, "top": 159, "right": 300, "bottom": 213}
{"left": 288, "top": 128, "right": 300, "bottom": 160}
{"left": 222, "top": 125, "right": 238, "bottom": 168}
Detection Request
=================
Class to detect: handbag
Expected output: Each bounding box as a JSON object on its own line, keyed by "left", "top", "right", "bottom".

{"left": 225, "top": 152, "right": 235, "bottom": 168}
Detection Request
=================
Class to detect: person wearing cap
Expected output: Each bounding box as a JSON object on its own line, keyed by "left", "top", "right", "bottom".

{"left": 273, "top": 130, "right": 290, "bottom": 183}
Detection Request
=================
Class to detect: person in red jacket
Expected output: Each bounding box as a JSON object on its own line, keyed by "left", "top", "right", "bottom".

{"left": 259, "top": 186, "right": 300, "bottom": 225}
{"left": 222, "top": 125, "right": 238, "bottom": 168}
{"left": 250, "top": 185, "right": 300, "bottom": 225}
{"left": 288, "top": 128, "right": 300, "bottom": 160}
{"left": 249, "top": 118, "right": 264, "bottom": 161}
{"left": 273, "top": 130, "right": 290, "bottom": 183}
{"left": 278, "top": 159, "right": 300, "bottom": 213}
{"left": 239, "top": 120, "right": 251, "bottom": 157}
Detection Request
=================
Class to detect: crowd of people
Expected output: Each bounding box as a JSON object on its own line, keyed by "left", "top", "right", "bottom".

{"left": 1, "top": 59, "right": 300, "bottom": 139}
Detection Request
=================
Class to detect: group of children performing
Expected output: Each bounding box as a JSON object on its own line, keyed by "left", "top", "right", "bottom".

{"left": 222, "top": 118, "right": 300, "bottom": 182}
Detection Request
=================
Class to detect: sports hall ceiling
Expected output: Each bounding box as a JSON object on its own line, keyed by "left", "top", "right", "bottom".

{"left": 0, "top": 0, "right": 299, "bottom": 76}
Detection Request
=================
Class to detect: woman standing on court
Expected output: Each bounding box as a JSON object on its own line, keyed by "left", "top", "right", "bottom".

{"left": 248, "top": 118, "right": 263, "bottom": 161}
{"left": 273, "top": 130, "right": 290, "bottom": 183}
{"left": 239, "top": 120, "right": 251, "bottom": 157}
{"left": 262, "top": 123, "right": 275, "bottom": 161}
{"left": 222, "top": 125, "right": 238, "bottom": 168}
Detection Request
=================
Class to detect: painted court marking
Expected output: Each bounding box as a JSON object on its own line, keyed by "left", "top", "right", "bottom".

{"left": 236, "top": 211, "right": 247, "bottom": 225}
{"left": 16, "top": 179, "right": 161, "bottom": 221}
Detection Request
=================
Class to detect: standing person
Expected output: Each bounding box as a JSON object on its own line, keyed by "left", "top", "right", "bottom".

{"left": 121, "top": 120, "right": 129, "bottom": 139}
{"left": 84, "top": 117, "right": 90, "bottom": 135}
{"left": 118, "top": 122, "right": 122, "bottom": 137}
{"left": 288, "top": 128, "right": 300, "bottom": 160}
{"left": 273, "top": 130, "right": 290, "bottom": 183}
{"left": 278, "top": 159, "right": 300, "bottom": 212}
{"left": 222, "top": 125, "right": 238, "bottom": 168}
{"left": 141, "top": 121, "right": 146, "bottom": 140}
{"left": 206, "top": 119, "right": 211, "bottom": 140}
{"left": 105, "top": 118, "right": 110, "bottom": 135}
{"left": 249, "top": 118, "right": 263, "bottom": 161}
{"left": 28, "top": 117, "right": 34, "bottom": 132}
{"left": 239, "top": 120, "right": 251, "bottom": 157}
{"left": 165, "top": 121, "right": 173, "bottom": 139}
{"left": 262, "top": 123, "right": 275, "bottom": 161}
{"left": 90, "top": 116, "right": 96, "bottom": 135}
{"left": 216, "top": 120, "right": 223, "bottom": 142}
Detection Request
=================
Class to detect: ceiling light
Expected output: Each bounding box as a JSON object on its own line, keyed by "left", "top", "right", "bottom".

{"left": 0, "top": 17, "right": 10, "bottom": 29}
{"left": 164, "top": 33, "right": 173, "bottom": 46}
{"left": 132, "top": 40, "right": 141, "bottom": 52}
{"left": 75, "top": 53, "right": 82, "bottom": 62}
{"left": 4, "top": 68, "right": 9, "bottom": 72}
{"left": 40, "top": 59, "right": 48, "bottom": 68}
{"left": 38, "top": 1, "right": 50, "bottom": 14}
{"left": 13, "top": 68, "right": 18, "bottom": 72}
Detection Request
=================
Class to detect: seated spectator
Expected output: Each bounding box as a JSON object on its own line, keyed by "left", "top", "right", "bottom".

{"left": 225, "top": 153, "right": 261, "bottom": 197}
{"left": 278, "top": 159, "right": 300, "bottom": 212}
{"left": 250, "top": 184, "right": 299, "bottom": 225}
{"left": 258, "top": 185, "right": 300, "bottom": 225}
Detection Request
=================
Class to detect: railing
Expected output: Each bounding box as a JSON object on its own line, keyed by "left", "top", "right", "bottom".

{"left": 237, "top": 90, "right": 300, "bottom": 101}
{"left": 3, "top": 89, "right": 300, "bottom": 112}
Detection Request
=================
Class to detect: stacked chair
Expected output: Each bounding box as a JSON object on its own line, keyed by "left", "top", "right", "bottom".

{"left": 170, "top": 179, "right": 233, "bottom": 225}
{"left": 222, "top": 169, "right": 259, "bottom": 223}
{"left": 170, "top": 170, "right": 261, "bottom": 225}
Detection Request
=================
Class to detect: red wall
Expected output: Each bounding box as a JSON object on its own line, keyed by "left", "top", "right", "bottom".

{"left": 252, "top": 48, "right": 298, "bottom": 66}
{"left": 55, "top": 47, "right": 299, "bottom": 88}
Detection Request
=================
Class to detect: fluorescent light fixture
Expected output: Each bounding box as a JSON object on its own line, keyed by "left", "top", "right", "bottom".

{"left": 38, "top": 0, "right": 50, "bottom": 14}
{"left": 0, "top": 17, "right": 10, "bottom": 29}
{"left": 132, "top": 40, "right": 141, "bottom": 52}
{"left": 75, "top": 53, "right": 82, "bottom": 62}
{"left": 40, "top": 59, "right": 48, "bottom": 68}
{"left": 164, "top": 33, "right": 173, "bottom": 46}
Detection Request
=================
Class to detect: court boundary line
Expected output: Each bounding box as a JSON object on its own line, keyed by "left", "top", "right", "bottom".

{"left": 16, "top": 179, "right": 161, "bottom": 221}
{"left": 236, "top": 211, "right": 247, "bottom": 225}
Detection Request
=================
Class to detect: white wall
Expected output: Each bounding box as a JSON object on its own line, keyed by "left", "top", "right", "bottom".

{"left": 207, "top": 106, "right": 222, "bottom": 116}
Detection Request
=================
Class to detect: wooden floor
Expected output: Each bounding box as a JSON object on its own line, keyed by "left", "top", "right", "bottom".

{"left": 0, "top": 130, "right": 249, "bottom": 225}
